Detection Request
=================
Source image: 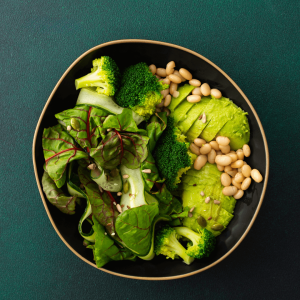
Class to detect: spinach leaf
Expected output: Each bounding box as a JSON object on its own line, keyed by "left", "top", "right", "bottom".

{"left": 146, "top": 112, "right": 167, "bottom": 153}
{"left": 102, "top": 108, "right": 139, "bottom": 132}
{"left": 42, "top": 124, "right": 88, "bottom": 188}
{"left": 141, "top": 151, "right": 160, "bottom": 191}
{"left": 115, "top": 203, "right": 159, "bottom": 256}
{"left": 89, "top": 216, "right": 135, "bottom": 268}
{"left": 55, "top": 104, "right": 109, "bottom": 151}
{"left": 78, "top": 166, "right": 119, "bottom": 237}
{"left": 42, "top": 171, "right": 77, "bottom": 214}
{"left": 151, "top": 184, "right": 183, "bottom": 216}
{"left": 90, "top": 130, "right": 149, "bottom": 170}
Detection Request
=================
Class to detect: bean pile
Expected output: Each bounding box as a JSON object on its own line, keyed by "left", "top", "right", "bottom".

{"left": 149, "top": 62, "right": 223, "bottom": 115}
{"left": 191, "top": 137, "right": 263, "bottom": 199}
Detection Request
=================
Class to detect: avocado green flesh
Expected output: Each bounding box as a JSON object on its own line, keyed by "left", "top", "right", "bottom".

{"left": 178, "top": 97, "right": 211, "bottom": 134}
{"left": 217, "top": 106, "right": 250, "bottom": 150}
{"left": 168, "top": 84, "right": 195, "bottom": 112}
{"left": 186, "top": 118, "right": 211, "bottom": 142}
{"left": 200, "top": 97, "right": 236, "bottom": 142}
{"left": 181, "top": 163, "right": 236, "bottom": 236}
{"left": 171, "top": 101, "right": 194, "bottom": 124}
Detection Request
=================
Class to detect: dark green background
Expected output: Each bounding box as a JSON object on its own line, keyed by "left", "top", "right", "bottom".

{"left": 1, "top": 0, "right": 299, "bottom": 299}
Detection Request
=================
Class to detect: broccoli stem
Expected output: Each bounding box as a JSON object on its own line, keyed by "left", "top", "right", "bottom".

{"left": 175, "top": 227, "right": 200, "bottom": 245}
{"left": 75, "top": 72, "right": 104, "bottom": 90}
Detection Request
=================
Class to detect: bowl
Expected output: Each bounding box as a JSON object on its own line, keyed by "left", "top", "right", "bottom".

{"left": 32, "top": 39, "right": 269, "bottom": 280}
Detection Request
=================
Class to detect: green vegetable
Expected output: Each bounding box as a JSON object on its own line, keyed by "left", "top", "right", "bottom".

{"left": 140, "top": 151, "right": 160, "bottom": 192}
{"left": 76, "top": 88, "right": 144, "bottom": 125}
{"left": 90, "top": 216, "right": 135, "bottom": 268}
{"left": 78, "top": 166, "right": 119, "bottom": 238}
{"left": 146, "top": 112, "right": 167, "bottom": 153}
{"left": 115, "top": 203, "right": 159, "bottom": 256}
{"left": 90, "top": 130, "right": 149, "bottom": 170}
{"left": 55, "top": 105, "right": 109, "bottom": 150}
{"left": 75, "top": 56, "right": 121, "bottom": 96}
{"left": 168, "top": 84, "right": 195, "bottom": 112}
{"left": 42, "top": 171, "right": 77, "bottom": 214}
{"left": 115, "top": 62, "right": 168, "bottom": 119}
{"left": 153, "top": 116, "right": 196, "bottom": 191}
{"left": 154, "top": 225, "right": 194, "bottom": 265}
{"left": 42, "top": 124, "right": 89, "bottom": 188}
{"left": 174, "top": 227, "right": 216, "bottom": 259}
{"left": 78, "top": 197, "right": 94, "bottom": 242}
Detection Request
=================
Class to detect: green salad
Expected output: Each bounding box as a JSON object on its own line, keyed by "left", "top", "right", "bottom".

{"left": 42, "top": 57, "right": 263, "bottom": 267}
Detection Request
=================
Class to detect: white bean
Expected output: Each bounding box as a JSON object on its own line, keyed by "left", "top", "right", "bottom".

{"left": 216, "top": 136, "right": 230, "bottom": 146}
{"left": 208, "top": 149, "right": 216, "bottom": 164}
{"left": 169, "top": 74, "right": 182, "bottom": 84}
{"left": 170, "top": 82, "right": 178, "bottom": 95}
{"left": 222, "top": 186, "right": 237, "bottom": 196}
{"left": 243, "top": 144, "right": 251, "bottom": 157}
{"left": 200, "top": 83, "right": 211, "bottom": 96}
{"left": 234, "top": 172, "right": 245, "bottom": 183}
{"left": 224, "top": 166, "right": 232, "bottom": 173}
{"left": 194, "top": 138, "right": 206, "bottom": 147}
{"left": 211, "top": 89, "right": 222, "bottom": 99}
{"left": 231, "top": 160, "right": 244, "bottom": 169}
{"left": 232, "top": 179, "right": 242, "bottom": 189}
{"left": 215, "top": 155, "right": 232, "bottom": 166}
{"left": 179, "top": 68, "right": 192, "bottom": 80}
{"left": 236, "top": 149, "right": 244, "bottom": 160}
{"left": 189, "top": 143, "right": 200, "bottom": 155}
{"left": 189, "top": 79, "right": 201, "bottom": 87}
{"left": 216, "top": 150, "right": 222, "bottom": 156}
{"left": 220, "top": 145, "right": 230, "bottom": 154}
{"left": 172, "top": 90, "right": 180, "bottom": 98}
{"left": 227, "top": 153, "right": 237, "bottom": 163}
{"left": 217, "top": 164, "right": 225, "bottom": 171}
{"left": 241, "top": 165, "right": 251, "bottom": 178}
{"left": 166, "top": 61, "right": 175, "bottom": 75}
{"left": 194, "top": 155, "right": 207, "bottom": 170}
{"left": 241, "top": 177, "right": 252, "bottom": 190}
{"left": 156, "top": 68, "right": 167, "bottom": 77}
{"left": 160, "top": 88, "right": 169, "bottom": 98}
{"left": 221, "top": 173, "right": 231, "bottom": 187}
{"left": 164, "top": 94, "right": 172, "bottom": 107}
{"left": 234, "top": 189, "right": 244, "bottom": 199}
{"left": 162, "top": 77, "right": 170, "bottom": 85}
{"left": 187, "top": 95, "right": 201, "bottom": 103}
{"left": 149, "top": 64, "right": 156, "bottom": 75}
{"left": 192, "top": 87, "right": 202, "bottom": 96}
{"left": 200, "top": 144, "right": 212, "bottom": 155}
{"left": 173, "top": 70, "right": 186, "bottom": 82}
{"left": 227, "top": 170, "right": 238, "bottom": 177}
{"left": 251, "top": 169, "right": 263, "bottom": 183}
{"left": 210, "top": 141, "right": 220, "bottom": 151}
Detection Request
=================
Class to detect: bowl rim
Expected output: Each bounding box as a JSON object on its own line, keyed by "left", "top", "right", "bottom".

{"left": 32, "top": 39, "right": 269, "bottom": 281}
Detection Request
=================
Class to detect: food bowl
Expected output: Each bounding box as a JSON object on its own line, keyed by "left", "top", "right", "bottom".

{"left": 32, "top": 39, "right": 269, "bottom": 280}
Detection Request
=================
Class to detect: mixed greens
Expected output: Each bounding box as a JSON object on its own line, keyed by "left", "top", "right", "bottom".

{"left": 41, "top": 56, "right": 259, "bottom": 268}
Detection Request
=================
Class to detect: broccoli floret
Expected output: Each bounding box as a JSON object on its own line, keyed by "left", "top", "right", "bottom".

{"left": 115, "top": 62, "right": 168, "bottom": 119}
{"left": 153, "top": 117, "right": 196, "bottom": 191}
{"left": 175, "top": 227, "right": 216, "bottom": 259}
{"left": 75, "top": 56, "right": 120, "bottom": 96}
{"left": 154, "top": 225, "right": 194, "bottom": 265}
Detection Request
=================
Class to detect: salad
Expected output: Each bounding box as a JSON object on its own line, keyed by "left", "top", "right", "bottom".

{"left": 41, "top": 56, "right": 264, "bottom": 268}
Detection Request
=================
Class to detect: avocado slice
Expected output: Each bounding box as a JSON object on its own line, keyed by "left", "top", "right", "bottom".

{"left": 178, "top": 96, "right": 211, "bottom": 134}
{"left": 171, "top": 101, "right": 194, "bottom": 124}
{"left": 217, "top": 105, "right": 250, "bottom": 150}
{"left": 168, "top": 84, "right": 195, "bottom": 112}
{"left": 200, "top": 97, "right": 236, "bottom": 142}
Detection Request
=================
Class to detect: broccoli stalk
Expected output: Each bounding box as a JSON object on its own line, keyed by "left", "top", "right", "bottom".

{"left": 75, "top": 56, "right": 120, "bottom": 96}
{"left": 174, "top": 227, "right": 216, "bottom": 259}
{"left": 154, "top": 225, "right": 194, "bottom": 265}
{"left": 153, "top": 116, "right": 197, "bottom": 191}
{"left": 115, "top": 62, "right": 169, "bottom": 119}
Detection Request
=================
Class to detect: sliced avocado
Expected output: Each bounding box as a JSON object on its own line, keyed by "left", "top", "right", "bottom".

{"left": 200, "top": 97, "right": 236, "bottom": 142}
{"left": 171, "top": 101, "right": 194, "bottom": 124}
{"left": 90, "top": 167, "right": 122, "bottom": 192}
{"left": 217, "top": 105, "right": 250, "bottom": 150}
{"left": 178, "top": 97, "right": 211, "bottom": 134}
{"left": 168, "top": 84, "right": 195, "bottom": 112}
{"left": 120, "top": 165, "right": 146, "bottom": 211}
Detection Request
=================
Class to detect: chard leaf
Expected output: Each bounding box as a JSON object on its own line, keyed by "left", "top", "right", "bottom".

{"left": 42, "top": 171, "right": 77, "bottom": 215}
{"left": 90, "top": 130, "right": 149, "bottom": 170}
{"left": 146, "top": 112, "right": 167, "bottom": 153}
{"left": 115, "top": 203, "right": 159, "bottom": 256}
{"left": 151, "top": 184, "right": 183, "bottom": 216}
{"left": 90, "top": 216, "right": 135, "bottom": 268}
{"left": 141, "top": 151, "right": 160, "bottom": 191}
{"left": 55, "top": 104, "right": 109, "bottom": 150}
{"left": 102, "top": 108, "right": 139, "bottom": 132}
{"left": 78, "top": 166, "right": 119, "bottom": 237}
{"left": 42, "top": 124, "right": 88, "bottom": 188}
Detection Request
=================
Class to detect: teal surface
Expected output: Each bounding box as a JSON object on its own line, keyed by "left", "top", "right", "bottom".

{"left": 1, "top": 0, "right": 299, "bottom": 299}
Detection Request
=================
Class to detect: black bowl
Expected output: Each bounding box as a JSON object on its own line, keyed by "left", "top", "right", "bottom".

{"left": 33, "top": 39, "right": 269, "bottom": 280}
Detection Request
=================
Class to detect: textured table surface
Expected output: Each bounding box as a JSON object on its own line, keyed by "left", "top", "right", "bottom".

{"left": 1, "top": 0, "right": 299, "bottom": 299}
